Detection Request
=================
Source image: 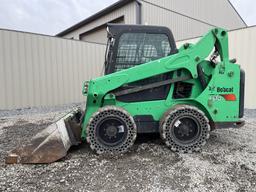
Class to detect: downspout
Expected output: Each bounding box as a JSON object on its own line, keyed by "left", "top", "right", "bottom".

{"left": 135, "top": 0, "right": 142, "bottom": 24}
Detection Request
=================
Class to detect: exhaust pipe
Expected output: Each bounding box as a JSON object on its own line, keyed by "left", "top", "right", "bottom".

{"left": 5, "top": 109, "right": 83, "bottom": 164}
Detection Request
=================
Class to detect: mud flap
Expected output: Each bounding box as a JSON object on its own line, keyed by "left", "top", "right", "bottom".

{"left": 5, "top": 109, "right": 84, "bottom": 164}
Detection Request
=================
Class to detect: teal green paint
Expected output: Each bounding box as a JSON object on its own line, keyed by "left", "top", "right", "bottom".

{"left": 80, "top": 28, "right": 242, "bottom": 140}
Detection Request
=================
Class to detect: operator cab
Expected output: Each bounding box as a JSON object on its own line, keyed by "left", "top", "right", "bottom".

{"left": 104, "top": 24, "right": 178, "bottom": 103}
{"left": 104, "top": 24, "right": 178, "bottom": 75}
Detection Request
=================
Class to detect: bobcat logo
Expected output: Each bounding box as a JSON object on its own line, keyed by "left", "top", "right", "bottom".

{"left": 217, "top": 87, "right": 234, "bottom": 93}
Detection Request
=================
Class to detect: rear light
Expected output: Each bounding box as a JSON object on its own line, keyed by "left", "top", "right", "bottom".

{"left": 221, "top": 94, "right": 236, "bottom": 101}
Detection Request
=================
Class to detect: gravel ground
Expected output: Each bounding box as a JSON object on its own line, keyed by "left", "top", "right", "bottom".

{"left": 0, "top": 106, "right": 255, "bottom": 192}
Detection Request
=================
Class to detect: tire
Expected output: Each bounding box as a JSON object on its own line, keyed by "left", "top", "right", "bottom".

{"left": 160, "top": 105, "right": 210, "bottom": 153}
{"left": 86, "top": 106, "right": 137, "bottom": 154}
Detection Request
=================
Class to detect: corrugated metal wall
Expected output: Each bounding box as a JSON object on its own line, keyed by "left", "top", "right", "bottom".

{"left": 176, "top": 26, "right": 256, "bottom": 109}
{"left": 1, "top": 27, "right": 255, "bottom": 109}
{"left": 0, "top": 29, "right": 105, "bottom": 109}
{"left": 141, "top": 1, "right": 211, "bottom": 41}
{"left": 141, "top": 0, "right": 246, "bottom": 40}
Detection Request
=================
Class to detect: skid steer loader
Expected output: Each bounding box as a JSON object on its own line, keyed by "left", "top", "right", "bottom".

{"left": 6, "top": 24, "right": 245, "bottom": 164}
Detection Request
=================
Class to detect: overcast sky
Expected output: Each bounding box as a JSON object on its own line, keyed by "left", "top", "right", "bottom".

{"left": 0, "top": 0, "right": 255, "bottom": 36}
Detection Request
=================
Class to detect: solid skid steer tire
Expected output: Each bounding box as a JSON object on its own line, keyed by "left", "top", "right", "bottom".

{"left": 86, "top": 106, "right": 137, "bottom": 154}
{"left": 160, "top": 105, "right": 210, "bottom": 153}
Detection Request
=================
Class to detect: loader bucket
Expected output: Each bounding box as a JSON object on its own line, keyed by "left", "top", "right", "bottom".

{"left": 5, "top": 109, "right": 84, "bottom": 164}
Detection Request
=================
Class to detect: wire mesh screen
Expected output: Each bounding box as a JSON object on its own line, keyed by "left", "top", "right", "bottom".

{"left": 115, "top": 33, "right": 171, "bottom": 72}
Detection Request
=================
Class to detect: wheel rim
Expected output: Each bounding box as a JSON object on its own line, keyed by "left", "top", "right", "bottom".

{"left": 171, "top": 116, "right": 201, "bottom": 145}
{"left": 96, "top": 117, "right": 128, "bottom": 147}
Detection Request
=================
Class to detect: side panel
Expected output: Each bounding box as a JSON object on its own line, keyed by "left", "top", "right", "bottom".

{"left": 195, "top": 62, "right": 241, "bottom": 121}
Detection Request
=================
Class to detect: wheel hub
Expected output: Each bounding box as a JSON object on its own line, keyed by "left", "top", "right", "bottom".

{"left": 178, "top": 123, "right": 190, "bottom": 136}
{"left": 172, "top": 116, "right": 200, "bottom": 144}
{"left": 105, "top": 125, "right": 118, "bottom": 137}
{"left": 96, "top": 117, "right": 128, "bottom": 147}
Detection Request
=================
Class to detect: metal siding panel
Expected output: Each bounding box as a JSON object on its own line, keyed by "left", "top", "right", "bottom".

{"left": 63, "top": 41, "right": 72, "bottom": 102}
{"left": 89, "top": 44, "right": 93, "bottom": 78}
{"left": 0, "top": 30, "right": 5, "bottom": 108}
{"left": 9, "top": 32, "right": 18, "bottom": 107}
{"left": 41, "top": 36, "right": 48, "bottom": 106}
{"left": 77, "top": 42, "right": 83, "bottom": 86}
{"left": 37, "top": 36, "right": 47, "bottom": 106}
{"left": 143, "top": 0, "right": 245, "bottom": 30}
{"left": 19, "top": 32, "right": 31, "bottom": 107}
{"left": 0, "top": 29, "right": 106, "bottom": 109}
{"left": 56, "top": 39, "right": 64, "bottom": 105}
{"left": 29, "top": 33, "right": 38, "bottom": 106}
{"left": 84, "top": 44, "right": 89, "bottom": 78}
{"left": 71, "top": 41, "right": 77, "bottom": 102}
{"left": 67, "top": 40, "right": 73, "bottom": 102}
{"left": 71, "top": 41, "right": 79, "bottom": 102}
{"left": 141, "top": 2, "right": 212, "bottom": 41}
{"left": 67, "top": 40, "right": 72, "bottom": 102}
{"left": 87, "top": 43, "right": 93, "bottom": 78}
{"left": 44, "top": 37, "right": 54, "bottom": 105}
{"left": 228, "top": 27, "right": 256, "bottom": 109}
{"left": 49, "top": 37, "right": 58, "bottom": 105}
{"left": 70, "top": 41, "right": 76, "bottom": 102}
{"left": 3, "top": 31, "right": 13, "bottom": 108}
{"left": 33, "top": 35, "right": 42, "bottom": 106}
{"left": 72, "top": 40, "right": 80, "bottom": 102}
{"left": 77, "top": 42, "right": 83, "bottom": 100}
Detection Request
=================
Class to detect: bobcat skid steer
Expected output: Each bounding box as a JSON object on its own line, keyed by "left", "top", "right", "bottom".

{"left": 6, "top": 24, "right": 245, "bottom": 164}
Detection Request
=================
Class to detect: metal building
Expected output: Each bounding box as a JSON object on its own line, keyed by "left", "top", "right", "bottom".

{"left": 56, "top": 0, "right": 246, "bottom": 43}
